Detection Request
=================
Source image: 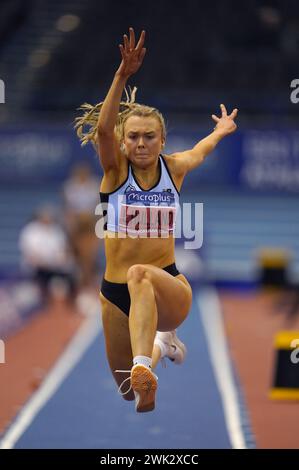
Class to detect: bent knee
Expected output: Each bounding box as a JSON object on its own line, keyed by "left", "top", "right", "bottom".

{"left": 127, "top": 264, "right": 151, "bottom": 284}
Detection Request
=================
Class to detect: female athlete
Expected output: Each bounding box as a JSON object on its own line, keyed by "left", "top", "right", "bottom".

{"left": 75, "top": 28, "right": 238, "bottom": 412}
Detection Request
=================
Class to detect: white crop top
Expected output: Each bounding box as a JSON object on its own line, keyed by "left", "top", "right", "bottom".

{"left": 99, "top": 155, "right": 180, "bottom": 237}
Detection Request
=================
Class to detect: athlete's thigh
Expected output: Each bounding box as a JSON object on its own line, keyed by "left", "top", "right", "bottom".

{"left": 99, "top": 293, "right": 134, "bottom": 400}
{"left": 144, "top": 265, "right": 192, "bottom": 331}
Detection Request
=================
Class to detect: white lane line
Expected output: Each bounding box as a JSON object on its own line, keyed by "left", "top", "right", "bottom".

{"left": 197, "top": 287, "right": 247, "bottom": 449}
{"left": 0, "top": 314, "right": 101, "bottom": 449}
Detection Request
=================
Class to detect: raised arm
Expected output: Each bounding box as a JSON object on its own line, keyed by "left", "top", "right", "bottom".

{"left": 97, "top": 28, "right": 146, "bottom": 173}
{"left": 171, "top": 104, "right": 238, "bottom": 175}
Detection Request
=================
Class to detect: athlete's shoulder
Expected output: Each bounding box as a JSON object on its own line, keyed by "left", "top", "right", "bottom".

{"left": 161, "top": 152, "right": 186, "bottom": 177}
{"left": 160, "top": 153, "right": 185, "bottom": 193}
{"left": 161, "top": 152, "right": 180, "bottom": 167}
{"left": 99, "top": 159, "right": 129, "bottom": 194}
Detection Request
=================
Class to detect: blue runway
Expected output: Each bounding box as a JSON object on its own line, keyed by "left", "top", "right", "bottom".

{"left": 1, "top": 289, "right": 253, "bottom": 449}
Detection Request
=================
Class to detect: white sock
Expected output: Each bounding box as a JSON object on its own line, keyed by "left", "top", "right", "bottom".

{"left": 133, "top": 355, "right": 152, "bottom": 369}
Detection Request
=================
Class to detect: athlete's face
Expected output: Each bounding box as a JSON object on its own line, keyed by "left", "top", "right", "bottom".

{"left": 123, "top": 116, "right": 164, "bottom": 167}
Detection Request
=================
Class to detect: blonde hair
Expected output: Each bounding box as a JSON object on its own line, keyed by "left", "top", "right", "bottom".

{"left": 74, "top": 87, "right": 166, "bottom": 147}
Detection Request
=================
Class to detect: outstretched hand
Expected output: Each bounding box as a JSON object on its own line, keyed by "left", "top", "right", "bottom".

{"left": 212, "top": 104, "right": 238, "bottom": 136}
{"left": 116, "top": 27, "right": 146, "bottom": 78}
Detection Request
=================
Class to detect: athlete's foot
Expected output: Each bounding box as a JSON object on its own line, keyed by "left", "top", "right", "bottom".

{"left": 130, "top": 364, "right": 158, "bottom": 413}
{"left": 154, "top": 330, "right": 187, "bottom": 365}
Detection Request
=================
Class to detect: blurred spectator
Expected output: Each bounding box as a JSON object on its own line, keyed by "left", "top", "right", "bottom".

{"left": 19, "top": 206, "right": 76, "bottom": 303}
{"left": 62, "top": 163, "right": 100, "bottom": 288}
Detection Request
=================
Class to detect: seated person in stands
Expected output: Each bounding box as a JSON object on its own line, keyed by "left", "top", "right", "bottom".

{"left": 19, "top": 206, "right": 76, "bottom": 303}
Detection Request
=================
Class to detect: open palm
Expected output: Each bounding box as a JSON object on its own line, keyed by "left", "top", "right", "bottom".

{"left": 117, "top": 27, "right": 146, "bottom": 78}
{"left": 212, "top": 104, "right": 238, "bottom": 136}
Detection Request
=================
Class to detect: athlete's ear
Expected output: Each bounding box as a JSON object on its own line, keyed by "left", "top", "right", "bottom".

{"left": 120, "top": 142, "right": 126, "bottom": 153}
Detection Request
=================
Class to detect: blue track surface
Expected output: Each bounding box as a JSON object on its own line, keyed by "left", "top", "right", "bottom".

{"left": 12, "top": 296, "right": 239, "bottom": 449}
